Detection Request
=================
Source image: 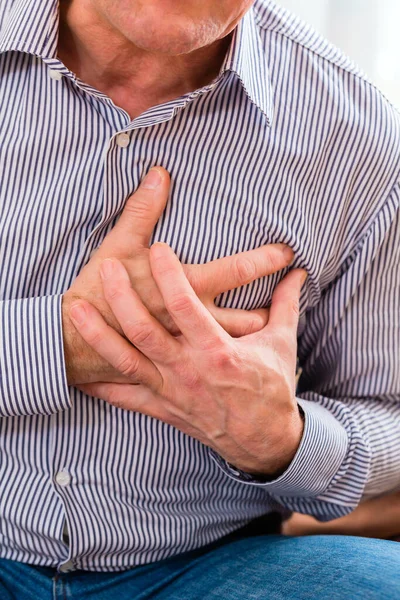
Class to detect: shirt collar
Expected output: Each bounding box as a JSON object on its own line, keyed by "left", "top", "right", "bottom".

{"left": 0, "top": 0, "right": 273, "bottom": 125}
{"left": 0, "top": 0, "right": 59, "bottom": 57}
{"left": 221, "top": 8, "right": 274, "bottom": 126}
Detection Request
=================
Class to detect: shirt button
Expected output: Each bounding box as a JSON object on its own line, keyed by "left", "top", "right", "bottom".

{"left": 55, "top": 471, "right": 71, "bottom": 487}
{"left": 116, "top": 133, "right": 130, "bottom": 148}
{"left": 49, "top": 69, "right": 63, "bottom": 81}
{"left": 59, "top": 560, "right": 75, "bottom": 573}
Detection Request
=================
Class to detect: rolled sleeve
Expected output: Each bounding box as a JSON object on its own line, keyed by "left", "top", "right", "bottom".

{"left": 0, "top": 295, "right": 71, "bottom": 418}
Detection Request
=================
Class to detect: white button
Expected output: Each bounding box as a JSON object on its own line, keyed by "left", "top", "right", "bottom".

{"left": 116, "top": 133, "right": 130, "bottom": 148}
{"left": 59, "top": 559, "right": 75, "bottom": 573}
{"left": 55, "top": 471, "right": 71, "bottom": 487}
{"left": 49, "top": 70, "right": 63, "bottom": 81}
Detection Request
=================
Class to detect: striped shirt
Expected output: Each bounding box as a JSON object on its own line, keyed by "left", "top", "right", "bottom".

{"left": 0, "top": 0, "right": 399, "bottom": 573}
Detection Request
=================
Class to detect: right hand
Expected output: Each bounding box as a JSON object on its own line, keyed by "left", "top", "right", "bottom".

{"left": 63, "top": 167, "right": 294, "bottom": 385}
{"left": 282, "top": 492, "right": 400, "bottom": 540}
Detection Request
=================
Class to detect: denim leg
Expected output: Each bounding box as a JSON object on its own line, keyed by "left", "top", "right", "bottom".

{"left": 2, "top": 535, "right": 399, "bottom": 599}
{"left": 151, "top": 535, "right": 400, "bottom": 600}
{"left": 0, "top": 559, "right": 53, "bottom": 600}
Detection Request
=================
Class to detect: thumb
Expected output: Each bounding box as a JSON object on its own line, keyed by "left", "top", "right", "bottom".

{"left": 103, "top": 167, "right": 170, "bottom": 254}
{"left": 268, "top": 269, "right": 307, "bottom": 331}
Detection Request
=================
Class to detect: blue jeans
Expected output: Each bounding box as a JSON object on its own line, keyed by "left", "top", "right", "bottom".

{"left": 1, "top": 535, "right": 399, "bottom": 599}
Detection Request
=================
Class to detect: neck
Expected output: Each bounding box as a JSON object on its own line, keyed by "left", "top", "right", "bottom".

{"left": 57, "top": 1, "right": 233, "bottom": 119}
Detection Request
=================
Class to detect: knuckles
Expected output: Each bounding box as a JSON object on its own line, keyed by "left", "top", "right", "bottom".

{"left": 115, "top": 350, "right": 141, "bottom": 380}
{"left": 210, "top": 344, "right": 242, "bottom": 374}
{"left": 167, "top": 292, "right": 195, "bottom": 316}
{"left": 123, "top": 196, "right": 151, "bottom": 221}
{"left": 125, "top": 320, "right": 158, "bottom": 348}
{"left": 174, "top": 361, "right": 202, "bottom": 393}
{"left": 84, "top": 326, "right": 106, "bottom": 349}
{"left": 232, "top": 256, "right": 257, "bottom": 285}
{"left": 104, "top": 283, "right": 125, "bottom": 302}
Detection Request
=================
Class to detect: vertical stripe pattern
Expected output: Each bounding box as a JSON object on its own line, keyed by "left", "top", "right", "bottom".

{"left": 0, "top": 0, "right": 399, "bottom": 571}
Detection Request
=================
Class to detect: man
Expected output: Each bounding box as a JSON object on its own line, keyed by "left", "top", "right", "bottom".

{"left": 0, "top": 0, "right": 399, "bottom": 597}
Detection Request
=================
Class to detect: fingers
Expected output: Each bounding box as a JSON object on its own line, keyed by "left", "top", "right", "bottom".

{"left": 100, "top": 167, "right": 170, "bottom": 254}
{"left": 150, "top": 243, "right": 229, "bottom": 350}
{"left": 78, "top": 382, "right": 168, "bottom": 419}
{"left": 190, "top": 244, "right": 294, "bottom": 298}
{"left": 100, "top": 258, "right": 180, "bottom": 364}
{"left": 69, "top": 299, "right": 163, "bottom": 390}
{"left": 78, "top": 382, "right": 207, "bottom": 442}
{"left": 210, "top": 306, "right": 269, "bottom": 337}
{"left": 268, "top": 269, "right": 307, "bottom": 331}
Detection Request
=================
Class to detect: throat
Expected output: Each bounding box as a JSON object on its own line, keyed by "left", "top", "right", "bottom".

{"left": 60, "top": 64, "right": 222, "bottom": 122}
{"left": 57, "top": 4, "right": 233, "bottom": 121}
{"left": 74, "top": 79, "right": 202, "bottom": 121}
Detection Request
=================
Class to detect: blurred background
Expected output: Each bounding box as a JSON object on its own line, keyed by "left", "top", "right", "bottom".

{"left": 279, "top": 0, "right": 400, "bottom": 109}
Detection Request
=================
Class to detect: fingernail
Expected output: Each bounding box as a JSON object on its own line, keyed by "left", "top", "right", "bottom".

{"left": 100, "top": 259, "right": 114, "bottom": 280}
{"left": 282, "top": 245, "right": 294, "bottom": 262}
{"left": 70, "top": 303, "right": 86, "bottom": 325}
{"left": 142, "top": 168, "right": 161, "bottom": 190}
{"left": 301, "top": 270, "right": 308, "bottom": 284}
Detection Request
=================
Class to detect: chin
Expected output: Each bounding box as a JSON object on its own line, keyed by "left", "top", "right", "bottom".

{"left": 130, "top": 33, "right": 210, "bottom": 56}
{"left": 116, "top": 13, "right": 221, "bottom": 55}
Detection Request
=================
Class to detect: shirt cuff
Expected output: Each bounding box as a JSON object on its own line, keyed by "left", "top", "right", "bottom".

{"left": 209, "top": 398, "right": 349, "bottom": 498}
{"left": 0, "top": 295, "right": 72, "bottom": 418}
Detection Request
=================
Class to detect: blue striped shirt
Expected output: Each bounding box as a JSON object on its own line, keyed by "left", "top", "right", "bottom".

{"left": 0, "top": 0, "right": 399, "bottom": 572}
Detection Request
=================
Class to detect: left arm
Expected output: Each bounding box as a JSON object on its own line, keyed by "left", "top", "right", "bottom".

{"left": 254, "top": 183, "right": 400, "bottom": 521}
{"left": 70, "top": 183, "right": 400, "bottom": 522}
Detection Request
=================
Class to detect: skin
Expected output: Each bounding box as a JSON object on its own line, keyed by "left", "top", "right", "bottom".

{"left": 71, "top": 242, "right": 307, "bottom": 477}
{"left": 283, "top": 493, "right": 400, "bottom": 541}
{"left": 63, "top": 168, "right": 295, "bottom": 385}
{"left": 61, "top": 0, "right": 400, "bottom": 513}
{"left": 58, "top": 0, "right": 255, "bottom": 118}
{"left": 58, "top": 0, "right": 399, "bottom": 534}
{"left": 60, "top": 1, "right": 297, "bottom": 394}
{"left": 58, "top": 0, "right": 303, "bottom": 477}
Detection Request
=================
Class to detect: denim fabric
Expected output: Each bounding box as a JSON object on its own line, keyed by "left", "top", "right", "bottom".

{"left": 1, "top": 535, "right": 399, "bottom": 600}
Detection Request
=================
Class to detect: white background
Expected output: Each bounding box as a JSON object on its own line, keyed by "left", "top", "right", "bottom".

{"left": 279, "top": 0, "right": 400, "bottom": 109}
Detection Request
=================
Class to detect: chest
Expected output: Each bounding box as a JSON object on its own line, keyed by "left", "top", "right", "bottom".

{"left": 0, "top": 60, "right": 326, "bottom": 310}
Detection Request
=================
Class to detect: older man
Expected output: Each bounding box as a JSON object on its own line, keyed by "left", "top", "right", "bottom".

{"left": 0, "top": 0, "right": 399, "bottom": 598}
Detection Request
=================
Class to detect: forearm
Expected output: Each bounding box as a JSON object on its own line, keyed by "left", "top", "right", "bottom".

{"left": 212, "top": 393, "right": 400, "bottom": 522}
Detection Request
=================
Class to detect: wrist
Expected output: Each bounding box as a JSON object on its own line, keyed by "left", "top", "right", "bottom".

{"left": 62, "top": 294, "right": 82, "bottom": 386}
{"left": 238, "top": 404, "right": 305, "bottom": 481}
{"left": 62, "top": 293, "right": 128, "bottom": 387}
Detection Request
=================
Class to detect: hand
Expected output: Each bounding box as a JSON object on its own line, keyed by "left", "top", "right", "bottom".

{"left": 282, "top": 492, "right": 400, "bottom": 540}
{"left": 63, "top": 167, "right": 294, "bottom": 386}
{"left": 70, "top": 243, "right": 307, "bottom": 477}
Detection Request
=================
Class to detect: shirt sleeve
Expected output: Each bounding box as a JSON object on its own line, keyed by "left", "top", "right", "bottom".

{"left": 0, "top": 294, "right": 71, "bottom": 417}
{"left": 210, "top": 182, "right": 400, "bottom": 521}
